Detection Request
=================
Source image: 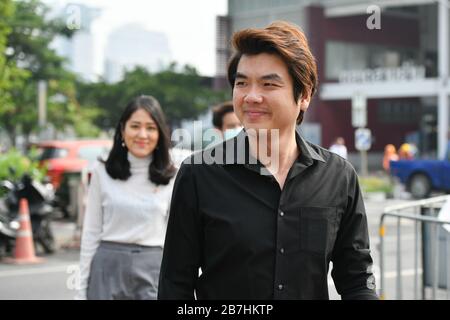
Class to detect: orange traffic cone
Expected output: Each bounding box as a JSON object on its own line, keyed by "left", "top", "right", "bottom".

{"left": 3, "top": 198, "right": 44, "bottom": 264}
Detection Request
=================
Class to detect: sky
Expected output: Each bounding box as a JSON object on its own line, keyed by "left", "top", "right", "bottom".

{"left": 43, "top": 0, "right": 228, "bottom": 76}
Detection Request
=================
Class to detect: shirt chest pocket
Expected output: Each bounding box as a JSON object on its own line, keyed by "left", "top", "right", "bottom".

{"left": 299, "top": 207, "right": 338, "bottom": 254}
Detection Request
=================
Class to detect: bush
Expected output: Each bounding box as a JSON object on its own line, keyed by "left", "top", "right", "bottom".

{"left": 359, "top": 176, "right": 394, "bottom": 195}
{"left": 0, "top": 148, "right": 47, "bottom": 183}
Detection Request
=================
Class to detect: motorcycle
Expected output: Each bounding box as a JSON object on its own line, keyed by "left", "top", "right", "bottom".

{"left": 0, "top": 173, "right": 56, "bottom": 257}
{"left": 0, "top": 185, "right": 19, "bottom": 258}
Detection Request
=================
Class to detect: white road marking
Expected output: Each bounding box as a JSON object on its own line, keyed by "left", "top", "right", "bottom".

{"left": 384, "top": 268, "right": 423, "bottom": 278}
{"left": 0, "top": 265, "right": 72, "bottom": 278}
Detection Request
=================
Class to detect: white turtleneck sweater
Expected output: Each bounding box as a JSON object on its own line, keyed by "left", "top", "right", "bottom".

{"left": 76, "top": 152, "right": 180, "bottom": 300}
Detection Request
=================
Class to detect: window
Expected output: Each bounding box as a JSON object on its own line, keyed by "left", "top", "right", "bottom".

{"left": 325, "top": 42, "right": 367, "bottom": 79}
{"left": 38, "top": 147, "right": 68, "bottom": 160}
{"left": 377, "top": 100, "right": 421, "bottom": 124}
{"left": 325, "top": 41, "right": 420, "bottom": 80}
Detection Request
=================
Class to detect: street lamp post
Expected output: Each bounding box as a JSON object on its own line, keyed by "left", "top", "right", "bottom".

{"left": 352, "top": 92, "right": 370, "bottom": 177}
{"left": 38, "top": 80, "right": 47, "bottom": 139}
{"left": 438, "top": 0, "right": 449, "bottom": 160}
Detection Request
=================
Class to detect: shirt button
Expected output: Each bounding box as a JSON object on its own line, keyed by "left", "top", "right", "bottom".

{"left": 280, "top": 248, "right": 285, "bottom": 254}
{"left": 279, "top": 211, "right": 284, "bottom": 217}
{"left": 278, "top": 284, "right": 284, "bottom": 291}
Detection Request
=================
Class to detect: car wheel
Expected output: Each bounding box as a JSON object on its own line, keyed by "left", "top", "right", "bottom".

{"left": 409, "top": 174, "right": 431, "bottom": 199}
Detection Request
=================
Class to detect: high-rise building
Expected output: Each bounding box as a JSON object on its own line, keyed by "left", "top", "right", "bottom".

{"left": 104, "top": 24, "right": 172, "bottom": 83}
{"left": 51, "top": 3, "right": 102, "bottom": 82}
{"left": 216, "top": 16, "right": 231, "bottom": 77}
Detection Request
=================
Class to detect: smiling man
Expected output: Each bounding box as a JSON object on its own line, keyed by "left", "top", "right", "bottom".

{"left": 158, "top": 21, "right": 378, "bottom": 300}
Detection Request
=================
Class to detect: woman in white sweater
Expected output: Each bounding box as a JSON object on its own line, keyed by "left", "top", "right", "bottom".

{"left": 76, "top": 95, "right": 178, "bottom": 300}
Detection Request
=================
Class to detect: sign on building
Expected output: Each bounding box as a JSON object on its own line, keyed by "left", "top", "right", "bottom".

{"left": 339, "top": 63, "right": 426, "bottom": 84}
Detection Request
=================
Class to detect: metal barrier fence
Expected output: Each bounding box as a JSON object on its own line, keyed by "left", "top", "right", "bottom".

{"left": 379, "top": 195, "right": 450, "bottom": 300}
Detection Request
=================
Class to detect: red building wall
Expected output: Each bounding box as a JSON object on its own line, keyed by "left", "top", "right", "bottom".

{"left": 325, "top": 13, "right": 420, "bottom": 47}
{"left": 320, "top": 99, "right": 420, "bottom": 152}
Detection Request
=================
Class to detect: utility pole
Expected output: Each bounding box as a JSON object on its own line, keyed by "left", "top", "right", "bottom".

{"left": 438, "top": 0, "right": 449, "bottom": 159}
{"left": 352, "top": 92, "right": 370, "bottom": 177}
{"left": 38, "top": 80, "right": 47, "bottom": 139}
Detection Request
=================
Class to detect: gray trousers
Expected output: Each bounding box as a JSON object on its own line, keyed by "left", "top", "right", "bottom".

{"left": 87, "top": 241, "right": 163, "bottom": 300}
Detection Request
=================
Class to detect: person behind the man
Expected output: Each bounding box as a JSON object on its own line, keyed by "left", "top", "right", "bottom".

{"left": 329, "top": 137, "right": 348, "bottom": 160}
{"left": 158, "top": 21, "right": 378, "bottom": 300}
{"left": 212, "top": 101, "right": 242, "bottom": 140}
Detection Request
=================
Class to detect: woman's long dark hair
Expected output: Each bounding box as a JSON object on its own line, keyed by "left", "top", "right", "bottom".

{"left": 103, "top": 95, "right": 176, "bottom": 185}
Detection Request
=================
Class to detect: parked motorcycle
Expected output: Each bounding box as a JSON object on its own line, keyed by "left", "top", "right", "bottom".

{"left": 0, "top": 186, "right": 19, "bottom": 258}
{"left": 0, "top": 173, "right": 56, "bottom": 256}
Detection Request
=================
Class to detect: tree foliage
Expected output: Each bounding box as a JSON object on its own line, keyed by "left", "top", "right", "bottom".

{"left": 0, "top": 0, "right": 101, "bottom": 146}
{"left": 0, "top": 147, "right": 47, "bottom": 185}
{"left": 1, "top": 0, "right": 228, "bottom": 147}
{"left": 77, "top": 64, "right": 230, "bottom": 130}
{"left": 0, "top": 0, "right": 30, "bottom": 133}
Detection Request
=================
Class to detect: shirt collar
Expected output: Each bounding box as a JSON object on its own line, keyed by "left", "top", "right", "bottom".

{"left": 286, "top": 127, "right": 325, "bottom": 180}
{"left": 127, "top": 152, "right": 153, "bottom": 170}
{"left": 294, "top": 126, "right": 325, "bottom": 164}
{"left": 217, "top": 127, "right": 325, "bottom": 176}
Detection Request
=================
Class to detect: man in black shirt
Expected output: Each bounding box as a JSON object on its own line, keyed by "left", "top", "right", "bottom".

{"left": 158, "top": 21, "right": 378, "bottom": 300}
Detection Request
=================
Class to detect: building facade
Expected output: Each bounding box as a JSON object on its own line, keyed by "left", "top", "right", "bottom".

{"left": 104, "top": 24, "right": 172, "bottom": 83}
{"left": 51, "top": 3, "right": 102, "bottom": 82}
{"left": 216, "top": 0, "right": 450, "bottom": 168}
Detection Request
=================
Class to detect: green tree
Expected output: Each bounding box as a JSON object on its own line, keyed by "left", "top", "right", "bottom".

{"left": 149, "top": 64, "right": 226, "bottom": 126}
{"left": 76, "top": 78, "right": 123, "bottom": 130}
{"left": 0, "top": 0, "right": 15, "bottom": 106}
{"left": 77, "top": 64, "right": 229, "bottom": 130}
{"left": 0, "top": 0, "right": 30, "bottom": 143}
{"left": 1, "top": 0, "right": 101, "bottom": 146}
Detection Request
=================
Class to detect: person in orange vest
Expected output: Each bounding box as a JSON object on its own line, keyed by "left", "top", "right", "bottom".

{"left": 383, "top": 144, "right": 399, "bottom": 172}
{"left": 398, "top": 143, "right": 414, "bottom": 160}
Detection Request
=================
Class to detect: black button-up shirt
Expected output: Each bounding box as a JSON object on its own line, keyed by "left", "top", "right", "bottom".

{"left": 158, "top": 128, "right": 378, "bottom": 300}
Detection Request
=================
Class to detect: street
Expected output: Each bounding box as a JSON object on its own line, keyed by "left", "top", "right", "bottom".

{"left": 0, "top": 250, "right": 79, "bottom": 300}
{"left": 0, "top": 196, "right": 447, "bottom": 300}
{"left": 0, "top": 221, "right": 79, "bottom": 300}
